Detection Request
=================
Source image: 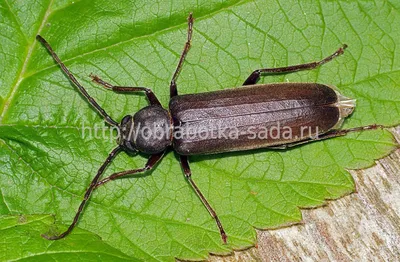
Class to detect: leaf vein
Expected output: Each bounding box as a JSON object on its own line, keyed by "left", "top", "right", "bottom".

{"left": 0, "top": 0, "right": 54, "bottom": 124}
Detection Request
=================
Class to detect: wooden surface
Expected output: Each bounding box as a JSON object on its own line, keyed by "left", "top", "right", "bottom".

{"left": 209, "top": 126, "right": 400, "bottom": 262}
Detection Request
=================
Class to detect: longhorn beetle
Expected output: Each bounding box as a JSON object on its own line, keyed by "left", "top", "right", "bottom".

{"left": 37, "top": 13, "right": 380, "bottom": 243}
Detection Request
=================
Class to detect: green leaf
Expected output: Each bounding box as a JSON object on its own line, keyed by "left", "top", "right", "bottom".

{"left": 0, "top": 215, "right": 134, "bottom": 261}
{"left": 0, "top": 0, "right": 399, "bottom": 261}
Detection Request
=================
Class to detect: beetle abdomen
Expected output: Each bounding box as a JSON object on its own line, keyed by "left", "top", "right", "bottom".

{"left": 169, "top": 83, "right": 354, "bottom": 155}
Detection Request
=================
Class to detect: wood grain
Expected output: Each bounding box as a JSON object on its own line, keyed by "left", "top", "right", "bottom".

{"left": 210, "top": 126, "right": 400, "bottom": 262}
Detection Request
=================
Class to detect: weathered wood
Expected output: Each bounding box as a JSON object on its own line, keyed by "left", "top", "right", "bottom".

{"left": 210, "top": 126, "right": 400, "bottom": 262}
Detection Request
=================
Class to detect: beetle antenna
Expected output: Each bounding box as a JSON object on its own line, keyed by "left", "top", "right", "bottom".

{"left": 36, "top": 35, "right": 119, "bottom": 127}
{"left": 42, "top": 146, "right": 122, "bottom": 240}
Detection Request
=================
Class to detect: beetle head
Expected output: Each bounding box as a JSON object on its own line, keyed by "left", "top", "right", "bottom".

{"left": 118, "top": 115, "right": 137, "bottom": 153}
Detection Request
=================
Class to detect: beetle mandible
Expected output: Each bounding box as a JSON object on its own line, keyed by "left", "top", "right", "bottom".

{"left": 36, "top": 13, "right": 380, "bottom": 243}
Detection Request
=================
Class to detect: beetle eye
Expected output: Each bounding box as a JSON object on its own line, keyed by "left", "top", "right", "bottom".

{"left": 121, "top": 139, "right": 137, "bottom": 154}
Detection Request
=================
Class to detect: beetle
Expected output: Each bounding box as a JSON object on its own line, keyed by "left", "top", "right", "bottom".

{"left": 36, "top": 13, "right": 379, "bottom": 243}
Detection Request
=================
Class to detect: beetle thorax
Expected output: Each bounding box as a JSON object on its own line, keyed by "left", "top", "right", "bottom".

{"left": 119, "top": 105, "right": 172, "bottom": 154}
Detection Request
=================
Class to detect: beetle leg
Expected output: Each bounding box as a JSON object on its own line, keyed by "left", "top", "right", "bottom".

{"left": 243, "top": 45, "right": 348, "bottom": 85}
{"left": 36, "top": 35, "right": 119, "bottom": 126}
{"left": 95, "top": 152, "right": 165, "bottom": 187}
{"left": 89, "top": 74, "right": 114, "bottom": 89}
{"left": 268, "top": 124, "right": 383, "bottom": 149}
{"left": 179, "top": 155, "right": 227, "bottom": 244}
{"left": 42, "top": 146, "right": 122, "bottom": 240}
{"left": 170, "top": 13, "right": 194, "bottom": 98}
{"left": 90, "top": 74, "right": 161, "bottom": 106}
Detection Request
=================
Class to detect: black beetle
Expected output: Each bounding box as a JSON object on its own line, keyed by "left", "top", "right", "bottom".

{"left": 36, "top": 13, "right": 379, "bottom": 243}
